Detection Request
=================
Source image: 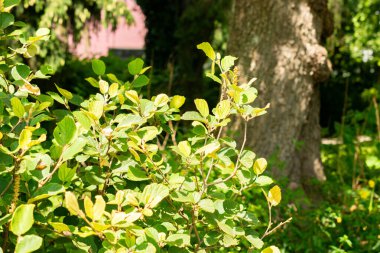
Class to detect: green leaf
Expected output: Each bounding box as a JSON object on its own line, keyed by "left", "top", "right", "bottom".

{"left": 132, "top": 75, "right": 149, "bottom": 88}
{"left": 177, "top": 141, "right": 191, "bottom": 157}
{"left": 194, "top": 99, "right": 209, "bottom": 118}
{"left": 141, "top": 183, "right": 169, "bottom": 209}
{"left": 223, "top": 234, "right": 238, "bottom": 247}
{"left": 11, "top": 64, "right": 30, "bottom": 80}
{"left": 55, "top": 84, "right": 73, "bottom": 100}
{"left": 0, "top": 214, "right": 12, "bottom": 227}
{"left": 221, "top": 56, "right": 237, "bottom": 72}
{"left": 137, "top": 126, "right": 159, "bottom": 142}
{"left": 35, "top": 28, "right": 50, "bottom": 37}
{"left": 195, "top": 141, "right": 220, "bottom": 156}
{"left": 49, "top": 222, "right": 70, "bottom": 233}
{"left": 240, "top": 150, "right": 256, "bottom": 168}
{"left": 197, "top": 42, "right": 215, "bottom": 60}
{"left": 24, "top": 44, "right": 38, "bottom": 58}
{"left": 166, "top": 234, "right": 191, "bottom": 248}
{"left": 47, "top": 92, "right": 65, "bottom": 105}
{"left": 0, "top": 13, "right": 14, "bottom": 29}
{"left": 11, "top": 97, "right": 25, "bottom": 119}
{"left": 126, "top": 166, "right": 149, "bottom": 181}
{"left": 62, "top": 138, "right": 87, "bottom": 162}
{"left": 85, "top": 77, "right": 99, "bottom": 88}
{"left": 204, "top": 232, "right": 220, "bottom": 246}
{"left": 246, "top": 235, "right": 264, "bottom": 249}
{"left": 65, "top": 191, "right": 81, "bottom": 216}
{"left": 58, "top": 163, "right": 76, "bottom": 182}
{"left": 4, "top": 0, "right": 21, "bottom": 8}
{"left": 206, "top": 73, "right": 222, "bottom": 84}
{"left": 91, "top": 59, "right": 106, "bottom": 75}
{"left": 239, "top": 87, "right": 257, "bottom": 104}
{"left": 253, "top": 158, "right": 267, "bottom": 175}
{"left": 217, "top": 220, "right": 235, "bottom": 237}
{"left": 214, "top": 100, "right": 230, "bottom": 120}
{"left": 53, "top": 116, "right": 76, "bottom": 146}
{"left": 255, "top": 175, "right": 273, "bottom": 186}
{"left": 116, "top": 114, "right": 144, "bottom": 130}
{"left": 73, "top": 111, "right": 92, "bottom": 130}
{"left": 10, "top": 204, "right": 35, "bottom": 236}
{"left": 199, "top": 199, "right": 215, "bottom": 213}
{"left": 28, "top": 183, "right": 65, "bottom": 203}
{"left": 181, "top": 111, "right": 204, "bottom": 122}
{"left": 128, "top": 58, "right": 144, "bottom": 75}
{"left": 14, "top": 235, "right": 43, "bottom": 253}
{"left": 170, "top": 95, "right": 186, "bottom": 109}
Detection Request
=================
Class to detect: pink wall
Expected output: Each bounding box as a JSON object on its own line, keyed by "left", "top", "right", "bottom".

{"left": 70, "top": 0, "right": 146, "bottom": 58}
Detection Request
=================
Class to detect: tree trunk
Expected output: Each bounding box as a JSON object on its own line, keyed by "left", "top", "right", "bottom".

{"left": 228, "top": 0, "right": 333, "bottom": 191}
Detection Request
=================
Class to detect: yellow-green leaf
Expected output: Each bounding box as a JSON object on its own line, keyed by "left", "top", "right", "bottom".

{"left": 10, "top": 204, "right": 35, "bottom": 236}
{"left": 261, "top": 246, "right": 281, "bottom": 253}
{"left": 154, "top": 94, "right": 169, "bottom": 107}
{"left": 194, "top": 99, "right": 209, "bottom": 118}
{"left": 14, "top": 235, "right": 43, "bottom": 253}
{"left": 11, "top": 97, "right": 25, "bottom": 118}
{"left": 178, "top": 141, "right": 191, "bottom": 157}
{"left": 65, "top": 191, "right": 81, "bottom": 215}
{"left": 268, "top": 185, "right": 281, "bottom": 206}
{"left": 215, "top": 100, "right": 230, "bottom": 120}
{"left": 253, "top": 158, "right": 267, "bottom": 175}
{"left": 141, "top": 183, "right": 169, "bottom": 209}
{"left": 84, "top": 196, "right": 94, "bottom": 220}
{"left": 19, "top": 128, "right": 32, "bottom": 150}
{"left": 99, "top": 80, "right": 109, "bottom": 94}
{"left": 108, "top": 83, "right": 119, "bottom": 98}
{"left": 197, "top": 42, "right": 215, "bottom": 60}
{"left": 93, "top": 195, "right": 106, "bottom": 221}
{"left": 89, "top": 100, "right": 104, "bottom": 119}
{"left": 125, "top": 90, "right": 140, "bottom": 104}
{"left": 55, "top": 84, "right": 73, "bottom": 100}
{"left": 170, "top": 95, "right": 186, "bottom": 109}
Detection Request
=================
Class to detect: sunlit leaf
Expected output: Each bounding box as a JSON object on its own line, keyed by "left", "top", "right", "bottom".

{"left": 14, "top": 235, "right": 42, "bottom": 253}
{"left": 194, "top": 98, "right": 209, "bottom": 118}
{"left": 268, "top": 185, "right": 281, "bottom": 206}
{"left": 197, "top": 42, "right": 215, "bottom": 60}
{"left": 10, "top": 204, "right": 35, "bottom": 236}
{"left": 261, "top": 246, "right": 281, "bottom": 253}
{"left": 93, "top": 195, "right": 106, "bottom": 221}
{"left": 253, "top": 158, "right": 267, "bottom": 175}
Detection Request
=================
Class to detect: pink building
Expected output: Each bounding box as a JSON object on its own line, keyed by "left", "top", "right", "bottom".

{"left": 70, "top": 0, "right": 146, "bottom": 58}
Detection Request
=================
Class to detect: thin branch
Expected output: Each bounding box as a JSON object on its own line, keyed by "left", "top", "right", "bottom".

{"left": 0, "top": 177, "right": 13, "bottom": 198}
{"left": 38, "top": 148, "right": 65, "bottom": 188}
{"left": 262, "top": 217, "right": 293, "bottom": 239}
{"left": 207, "top": 121, "right": 248, "bottom": 186}
{"left": 191, "top": 207, "right": 202, "bottom": 251}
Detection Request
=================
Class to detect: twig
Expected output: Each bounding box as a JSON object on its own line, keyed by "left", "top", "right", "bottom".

{"left": 0, "top": 177, "right": 13, "bottom": 198}
{"left": 191, "top": 208, "right": 202, "bottom": 251}
{"left": 38, "top": 149, "right": 65, "bottom": 188}
{"left": 262, "top": 217, "right": 293, "bottom": 239}
{"left": 207, "top": 121, "right": 248, "bottom": 186}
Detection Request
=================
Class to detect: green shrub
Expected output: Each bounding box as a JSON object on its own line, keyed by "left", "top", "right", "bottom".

{"left": 0, "top": 5, "right": 285, "bottom": 252}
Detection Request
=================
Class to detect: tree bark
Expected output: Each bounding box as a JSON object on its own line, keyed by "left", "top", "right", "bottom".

{"left": 228, "top": 0, "right": 332, "bottom": 191}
